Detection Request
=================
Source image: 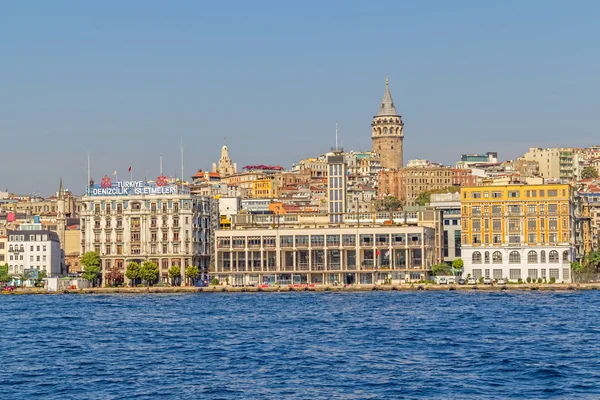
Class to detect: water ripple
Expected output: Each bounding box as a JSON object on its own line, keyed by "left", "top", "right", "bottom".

{"left": 1, "top": 291, "right": 599, "bottom": 399}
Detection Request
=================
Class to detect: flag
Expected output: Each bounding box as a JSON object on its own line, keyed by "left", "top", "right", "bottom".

{"left": 129, "top": 166, "right": 132, "bottom": 172}
{"left": 376, "top": 250, "right": 381, "bottom": 256}
{"left": 384, "top": 250, "right": 390, "bottom": 258}
{"left": 113, "top": 170, "right": 117, "bottom": 175}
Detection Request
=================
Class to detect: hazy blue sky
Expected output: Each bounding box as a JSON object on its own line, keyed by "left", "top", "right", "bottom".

{"left": 1, "top": 0, "right": 599, "bottom": 195}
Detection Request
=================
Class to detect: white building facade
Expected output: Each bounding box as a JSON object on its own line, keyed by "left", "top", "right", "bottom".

{"left": 80, "top": 177, "right": 213, "bottom": 285}
{"left": 7, "top": 229, "right": 62, "bottom": 281}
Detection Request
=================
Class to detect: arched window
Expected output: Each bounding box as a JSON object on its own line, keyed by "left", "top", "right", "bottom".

{"left": 540, "top": 250, "right": 546, "bottom": 263}
{"left": 549, "top": 250, "right": 559, "bottom": 263}
{"left": 527, "top": 250, "right": 538, "bottom": 264}
{"left": 484, "top": 251, "right": 490, "bottom": 264}
{"left": 509, "top": 251, "right": 520, "bottom": 264}
{"left": 472, "top": 251, "right": 482, "bottom": 264}
{"left": 383, "top": 128, "right": 388, "bottom": 134}
{"left": 492, "top": 251, "right": 502, "bottom": 264}
{"left": 562, "top": 251, "right": 569, "bottom": 262}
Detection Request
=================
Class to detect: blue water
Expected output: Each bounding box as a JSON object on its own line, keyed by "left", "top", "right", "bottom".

{"left": 1, "top": 292, "right": 600, "bottom": 399}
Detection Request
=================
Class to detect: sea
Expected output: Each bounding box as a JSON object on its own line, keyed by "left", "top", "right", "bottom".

{"left": 1, "top": 291, "right": 599, "bottom": 399}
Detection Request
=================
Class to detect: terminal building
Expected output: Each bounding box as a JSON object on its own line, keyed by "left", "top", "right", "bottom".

{"left": 80, "top": 175, "right": 213, "bottom": 285}
{"left": 212, "top": 210, "right": 440, "bottom": 286}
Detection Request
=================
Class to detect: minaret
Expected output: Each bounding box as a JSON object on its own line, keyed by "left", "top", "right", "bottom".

{"left": 371, "top": 75, "right": 404, "bottom": 170}
{"left": 57, "top": 178, "right": 66, "bottom": 274}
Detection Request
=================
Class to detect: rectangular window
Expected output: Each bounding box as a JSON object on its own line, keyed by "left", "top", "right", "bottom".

{"left": 549, "top": 233, "right": 558, "bottom": 243}
{"left": 549, "top": 218, "right": 558, "bottom": 230}
{"left": 472, "top": 206, "right": 481, "bottom": 216}
{"left": 528, "top": 269, "right": 538, "bottom": 280}
{"left": 549, "top": 269, "right": 560, "bottom": 279}
{"left": 472, "top": 192, "right": 481, "bottom": 199}
{"left": 527, "top": 205, "right": 536, "bottom": 214}
{"left": 492, "top": 192, "right": 502, "bottom": 199}
{"left": 508, "top": 191, "right": 520, "bottom": 198}
{"left": 563, "top": 268, "right": 570, "bottom": 281}
{"left": 528, "top": 218, "right": 537, "bottom": 230}
{"left": 472, "top": 269, "right": 482, "bottom": 279}
{"left": 540, "top": 190, "right": 545, "bottom": 197}
{"left": 509, "top": 234, "right": 520, "bottom": 243}
{"left": 508, "top": 218, "right": 520, "bottom": 231}
{"left": 492, "top": 219, "right": 502, "bottom": 231}
{"left": 472, "top": 219, "right": 481, "bottom": 232}
{"left": 528, "top": 233, "right": 536, "bottom": 243}
{"left": 492, "top": 205, "right": 502, "bottom": 215}
{"left": 508, "top": 205, "right": 521, "bottom": 214}
{"left": 493, "top": 234, "right": 502, "bottom": 244}
{"left": 472, "top": 234, "right": 481, "bottom": 244}
{"left": 493, "top": 269, "right": 503, "bottom": 279}
{"left": 548, "top": 190, "right": 558, "bottom": 197}
{"left": 548, "top": 204, "right": 558, "bottom": 214}
{"left": 510, "top": 269, "right": 521, "bottom": 280}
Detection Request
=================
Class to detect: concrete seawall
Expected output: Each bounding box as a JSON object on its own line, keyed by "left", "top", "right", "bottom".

{"left": 2, "top": 283, "right": 600, "bottom": 295}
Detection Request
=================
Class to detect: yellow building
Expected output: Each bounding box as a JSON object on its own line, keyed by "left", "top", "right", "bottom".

{"left": 461, "top": 183, "right": 575, "bottom": 283}
{"left": 251, "top": 178, "right": 276, "bottom": 199}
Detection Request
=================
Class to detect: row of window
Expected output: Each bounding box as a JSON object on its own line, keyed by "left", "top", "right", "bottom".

{"left": 465, "top": 189, "right": 564, "bottom": 200}
{"left": 472, "top": 250, "right": 568, "bottom": 264}
{"left": 8, "top": 245, "right": 48, "bottom": 252}
{"left": 471, "top": 268, "right": 566, "bottom": 280}
{"left": 468, "top": 232, "right": 567, "bottom": 245}
{"left": 467, "top": 204, "right": 566, "bottom": 215}
{"left": 468, "top": 217, "right": 567, "bottom": 231}
{"left": 9, "top": 234, "right": 50, "bottom": 242}
{"left": 217, "top": 233, "right": 426, "bottom": 248}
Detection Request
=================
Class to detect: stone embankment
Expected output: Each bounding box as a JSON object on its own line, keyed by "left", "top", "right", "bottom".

{"left": 2, "top": 283, "right": 600, "bottom": 295}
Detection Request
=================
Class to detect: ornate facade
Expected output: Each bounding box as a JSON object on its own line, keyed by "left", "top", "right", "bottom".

{"left": 372, "top": 76, "right": 404, "bottom": 170}
{"left": 212, "top": 145, "right": 237, "bottom": 177}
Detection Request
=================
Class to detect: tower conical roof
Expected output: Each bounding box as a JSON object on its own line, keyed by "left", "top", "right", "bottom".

{"left": 58, "top": 177, "right": 64, "bottom": 199}
{"left": 376, "top": 75, "right": 399, "bottom": 117}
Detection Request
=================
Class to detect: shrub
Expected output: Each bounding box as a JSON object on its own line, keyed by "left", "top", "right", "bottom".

{"left": 211, "top": 278, "right": 219, "bottom": 286}
{"left": 478, "top": 277, "right": 484, "bottom": 284}
{"left": 526, "top": 277, "right": 532, "bottom": 283}
{"left": 537, "top": 278, "right": 543, "bottom": 284}
{"left": 549, "top": 277, "right": 556, "bottom": 284}
{"left": 517, "top": 278, "right": 523, "bottom": 284}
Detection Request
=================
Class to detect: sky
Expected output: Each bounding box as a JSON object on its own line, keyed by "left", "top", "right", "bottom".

{"left": 1, "top": 0, "right": 599, "bottom": 196}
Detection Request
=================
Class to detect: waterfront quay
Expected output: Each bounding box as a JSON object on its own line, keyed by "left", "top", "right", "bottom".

{"left": 3, "top": 282, "right": 600, "bottom": 295}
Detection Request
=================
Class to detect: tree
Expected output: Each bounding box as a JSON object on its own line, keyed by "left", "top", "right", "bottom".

{"left": 416, "top": 192, "right": 431, "bottom": 206}
{"left": 431, "top": 263, "right": 452, "bottom": 276}
{"left": 81, "top": 251, "right": 101, "bottom": 287}
{"left": 581, "top": 166, "right": 599, "bottom": 180}
{"left": 139, "top": 261, "right": 159, "bottom": 286}
{"left": 185, "top": 265, "right": 199, "bottom": 286}
{"left": 452, "top": 258, "right": 464, "bottom": 274}
{"left": 378, "top": 196, "right": 403, "bottom": 211}
{"left": 0, "top": 263, "right": 10, "bottom": 284}
{"left": 168, "top": 265, "right": 181, "bottom": 286}
{"left": 35, "top": 270, "right": 48, "bottom": 287}
{"left": 125, "top": 262, "right": 140, "bottom": 287}
{"left": 571, "top": 261, "right": 584, "bottom": 274}
{"left": 106, "top": 266, "right": 124, "bottom": 287}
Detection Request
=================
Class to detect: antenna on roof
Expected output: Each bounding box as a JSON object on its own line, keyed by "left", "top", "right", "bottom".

{"left": 335, "top": 121, "right": 339, "bottom": 151}
{"left": 180, "top": 137, "right": 184, "bottom": 188}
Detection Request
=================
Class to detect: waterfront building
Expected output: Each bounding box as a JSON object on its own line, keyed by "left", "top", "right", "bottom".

{"left": 461, "top": 183, "right": 575, "bottom": 283}
{"left": 430, "top": 193, "right": 462, "bottom": 263}
{"left": 7, "top": 229, "right": 61, "bottom": 285}
{"left": 213, "top": 212, "right": 436, "bottom": 286}
{"left": 80, "top": 176, "right": 213, "bottom": 285}
{"left": 371, "top": 76, "right": 404, "bottom": 170}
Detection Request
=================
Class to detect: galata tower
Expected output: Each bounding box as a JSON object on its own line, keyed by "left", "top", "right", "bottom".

{"left": 371, "top": 76, "right": 404, "bottom": 170}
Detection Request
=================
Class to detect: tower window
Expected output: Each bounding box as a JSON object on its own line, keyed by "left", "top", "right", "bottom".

{"left": 379, "top": 146, "right": 381, "bottom": 150}
{"left": 391, "top": 146, "right": 394, "bottom": 150}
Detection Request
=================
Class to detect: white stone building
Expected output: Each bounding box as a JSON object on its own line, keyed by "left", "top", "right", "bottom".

{"left": 80, "top": 177, "right": 213, "bottom": 285}
{"left": 7, "top": 229, "right": 62, "bottom": 284}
